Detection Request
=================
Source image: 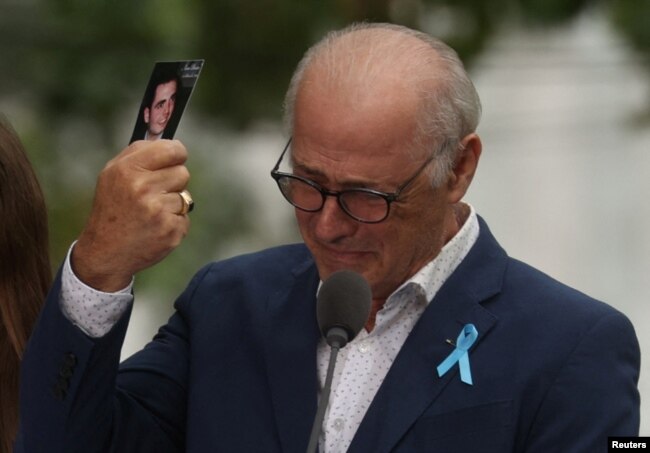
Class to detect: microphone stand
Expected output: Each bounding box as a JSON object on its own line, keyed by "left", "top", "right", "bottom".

{"left": 306, "top": 327, "right": 347, "bottom": 453}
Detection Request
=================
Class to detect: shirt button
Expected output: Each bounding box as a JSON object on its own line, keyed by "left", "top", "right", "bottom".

{"left": 333, "top": 418, "right": 345, "bottom": 431}
{"left": 358, "top": 344, "right": 369, "bottom": 353}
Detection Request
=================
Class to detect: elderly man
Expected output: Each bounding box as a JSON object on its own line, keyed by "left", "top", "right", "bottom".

{"left": 17, "top": 23, "right": 639, "bottom": 453}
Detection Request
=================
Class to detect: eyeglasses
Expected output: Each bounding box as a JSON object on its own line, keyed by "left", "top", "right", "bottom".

{"left": 270, "top": 138, "right": 435, "bottom": 223}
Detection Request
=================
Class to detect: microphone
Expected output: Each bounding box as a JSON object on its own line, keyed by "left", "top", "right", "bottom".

{"left": 317, "top": 269, "right": 372, "bottom": 348}
{"left": 306, "top": 270, "right": 372, "bottom": 453}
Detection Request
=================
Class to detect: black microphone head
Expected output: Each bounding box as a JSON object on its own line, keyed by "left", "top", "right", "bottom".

{"left": 317, "top": 270, "right": 372, "bottom": 348}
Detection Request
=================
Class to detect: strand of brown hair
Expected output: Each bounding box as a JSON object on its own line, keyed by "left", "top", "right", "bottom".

{"left": 0, "top": 117, "right": 52, "bottom": 453}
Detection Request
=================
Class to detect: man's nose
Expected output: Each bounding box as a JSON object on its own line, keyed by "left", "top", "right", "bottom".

{"left": 312, "top": 195, "right": 357, "bottom": 242}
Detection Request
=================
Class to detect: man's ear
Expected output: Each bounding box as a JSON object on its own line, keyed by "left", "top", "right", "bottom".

{"left": 143, "top": 107, "right": 150, "bottom": 124}
{"left": 447, "top": 133, "right": 482, "bottom": 203}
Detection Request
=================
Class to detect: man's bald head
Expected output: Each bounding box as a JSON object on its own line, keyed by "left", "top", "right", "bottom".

{"left": 283, "top": 23, "right": 481, "bottom": 186}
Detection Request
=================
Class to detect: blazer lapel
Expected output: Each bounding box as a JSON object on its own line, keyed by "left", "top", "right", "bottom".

{"left": 349, "top": 218, "right": 507, "bottom": 453}
{"left": 264, "top": 257, "right": 321, "bottom": 453}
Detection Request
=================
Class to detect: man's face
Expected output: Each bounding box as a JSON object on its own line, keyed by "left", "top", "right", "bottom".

{"left": 291, "top": 76, "right": 456, "bottom": 300}
{"left": 144, "top": 80, "right": 177, "bottom": 137}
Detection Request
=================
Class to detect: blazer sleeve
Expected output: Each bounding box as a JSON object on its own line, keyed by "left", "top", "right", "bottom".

{"left": 522, "top": 311, "right": 640, "bottom": 452}
{"left": 16, "top": 265, "right": 210, "bottom": 453}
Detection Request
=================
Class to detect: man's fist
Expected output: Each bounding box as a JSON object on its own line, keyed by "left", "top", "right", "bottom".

{"left": 72, "top": 139, "right": 191, "bottom": 291}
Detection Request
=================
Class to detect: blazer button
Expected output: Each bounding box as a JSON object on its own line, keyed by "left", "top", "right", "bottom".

{"left": 59, "top": 365, "right": 73, "bottom": 379}
{"left": 52, "top": 380, "right": 68, "bottom": 401}
{"left": 52, "top": 352, "right": 76, "bottom": 401}
{"left": 59, "top": 352, "right": 77, "bottom": 377}
{"left": 63, "top": 352, "right": 77, "bottom": 368}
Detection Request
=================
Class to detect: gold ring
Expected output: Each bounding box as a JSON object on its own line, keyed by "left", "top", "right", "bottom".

{"left": 178, "top": 189, "right": 194, "bottom": 215}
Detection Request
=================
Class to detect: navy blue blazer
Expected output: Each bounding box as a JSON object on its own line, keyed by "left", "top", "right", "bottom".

{"left": 17, "top": 218, "right": 640, "bottom": 452}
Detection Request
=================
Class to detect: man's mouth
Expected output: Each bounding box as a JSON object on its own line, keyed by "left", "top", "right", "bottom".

{"left": 320, "top": 244, "right": 372, "bottom": 264}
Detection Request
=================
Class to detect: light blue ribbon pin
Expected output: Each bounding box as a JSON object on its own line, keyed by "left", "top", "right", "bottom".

{"left": 436, "top": 324, "right": 478, "bottom": 385}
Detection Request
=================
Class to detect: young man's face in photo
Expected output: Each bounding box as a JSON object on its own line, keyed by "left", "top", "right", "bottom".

{"left": 144, "top": 80, "right": 177, "bottom": 138}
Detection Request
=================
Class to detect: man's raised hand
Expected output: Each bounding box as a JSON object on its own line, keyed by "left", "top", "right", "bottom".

{"left": 72, "top": 139, "right": 191, "bottom": 292}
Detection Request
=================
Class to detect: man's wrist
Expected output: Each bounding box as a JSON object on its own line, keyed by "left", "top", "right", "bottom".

{"left": 61, "top": 242, "right": 133, "bottom": 338}
{"left": 71, "top": 236, "right": 133, "bottom": 292}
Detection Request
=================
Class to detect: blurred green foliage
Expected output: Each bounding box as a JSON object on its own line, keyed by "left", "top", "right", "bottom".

{"left": 0, "top": 0, "right": 648, "bottom": 297}
{"left": 609, "top": 0, "right": 650, "bottom": 68}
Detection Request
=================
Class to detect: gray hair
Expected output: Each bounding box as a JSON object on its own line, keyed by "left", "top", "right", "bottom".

{"left": 282, "top": 22, "right": 482, "bottom": 187}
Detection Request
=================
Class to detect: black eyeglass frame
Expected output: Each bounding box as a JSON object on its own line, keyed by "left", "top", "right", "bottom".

{"left": 270, "top": 138, "right": 435, "bottom": 224}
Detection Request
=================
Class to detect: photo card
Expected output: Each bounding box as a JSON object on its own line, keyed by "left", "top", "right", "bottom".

{"left": 129, "top": 59, "right": 204, "bottom": 144}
